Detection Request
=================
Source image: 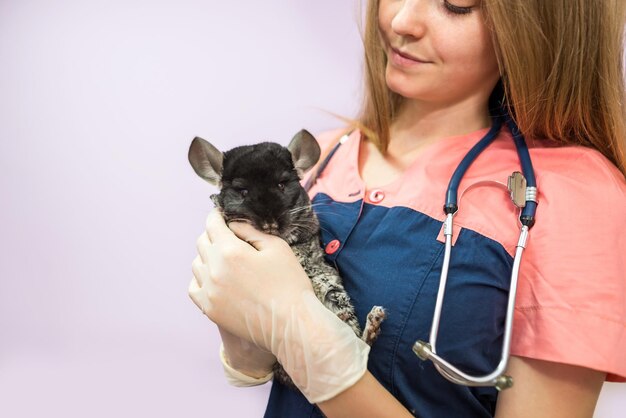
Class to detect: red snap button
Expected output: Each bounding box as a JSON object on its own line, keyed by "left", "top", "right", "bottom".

{"left": 369, "top": 189, "right": 385, "bottom": 203}
{"left": 325, "top": 239, "right": 341, "bottom": 255}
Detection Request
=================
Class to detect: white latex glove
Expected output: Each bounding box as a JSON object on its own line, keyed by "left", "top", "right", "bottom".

{"left": 193, "top": 234, "right": 276, "bottom": 385}
{"left": 218, "top": 325, "right": 276, "bottom": 386}
{"left": 188, "top": 210, "right": 370, "bottom": 403}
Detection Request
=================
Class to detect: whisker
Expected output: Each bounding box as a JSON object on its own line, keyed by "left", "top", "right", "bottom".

{"left": 309, "top": 210, "right": 351, "bottom": 219}
{"left": 311, "top": 200, "right": 358, "bottom": 208}
{"left": 287, "top": 202, "right": 327, "bottom": 214}
{"left": 287, "top": 208, "right": 311, "bottom": 216}
{"left": 287, "top": 207, "right": 315, "bottom": 215}
{"left": 288, "top": 220, "right": 318, "bottom": 226}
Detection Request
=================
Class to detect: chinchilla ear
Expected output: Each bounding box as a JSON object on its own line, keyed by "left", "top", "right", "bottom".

{"left": 188, "top": 136, "right": 224, "bottom": 186}
{"left": 287, "top": 129, "right": 321, "bottom": 178}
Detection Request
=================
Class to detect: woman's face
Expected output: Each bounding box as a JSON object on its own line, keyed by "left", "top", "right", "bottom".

{"left": 378, "top": 0, "right": 500, "bottom": 107}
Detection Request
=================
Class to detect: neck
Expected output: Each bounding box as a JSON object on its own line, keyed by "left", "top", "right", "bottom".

{"left": 388, "top": 95, "right": 493, "bottom": 155}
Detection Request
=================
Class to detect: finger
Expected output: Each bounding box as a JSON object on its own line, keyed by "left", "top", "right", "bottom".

{"left": 206, "top": 209, "right": 236, "bottom": 244}
{"left": 203, "top": 227, "right": 212, "bottom": 245}
{"left": 196, "top": 232, "right": 211, "bottom": 263}
{"left": 188, "top": 277, "right": 209, "bottom": 316}
{"left": 228, "top": 221, "right": 276, "bottom": 251}
{"left": 191, "top": 255, "right": 207, "bottom": 286}
{"left": 188, "top": 276, "right": 201, "bottom": 299}
{"left": 188, "top": 275, "right": 200, "bottom": 291}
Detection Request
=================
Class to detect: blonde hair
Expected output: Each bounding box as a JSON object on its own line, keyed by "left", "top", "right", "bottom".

{"left": 357, "top": 0, "right": 626, "bottom": 176}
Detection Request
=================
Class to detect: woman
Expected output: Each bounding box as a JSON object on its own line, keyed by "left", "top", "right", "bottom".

{"left": 189, "top": 0, "right": 626, "bottom": 416}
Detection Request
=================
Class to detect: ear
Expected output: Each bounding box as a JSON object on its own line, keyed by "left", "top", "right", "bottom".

{"left": 188, "top": 136, "right": 224, "bottom": 186}
{"left": 287, "top": 129, "right": 321, "bottom": 178}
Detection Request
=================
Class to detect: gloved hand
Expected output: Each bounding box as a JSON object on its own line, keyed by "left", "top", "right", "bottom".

{"left": 218, "top": 325, "right": 276, "bottom": 386}
{"left": 192, "top": 240, "right": 276, "bottom": 384}
{"left": 188, "top": 210, "right": 370, "bottom": 403}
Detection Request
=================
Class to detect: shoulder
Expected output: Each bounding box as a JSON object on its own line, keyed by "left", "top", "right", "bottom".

{"left": 512, "top": 141, "right": 626, "bottom": 382}
{"left": 303, "top": 127, "right": 360, "bottom": 198}
{"left": 531, "top": 142, "right": 626, "bottom": 205}
{"left": 528, "top": 143, "right": 626, "bottom": 236}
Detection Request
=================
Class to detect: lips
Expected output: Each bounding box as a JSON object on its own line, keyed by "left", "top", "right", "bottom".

{"left": 391, "top": 46, "right": 430, "bottom": 63}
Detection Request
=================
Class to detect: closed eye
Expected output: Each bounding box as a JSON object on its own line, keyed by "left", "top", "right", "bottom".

{"left": 443, "top": 0, "right": 474, "bottom": 15}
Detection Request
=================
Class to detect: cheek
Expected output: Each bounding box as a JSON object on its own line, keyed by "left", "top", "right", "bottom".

{"left": 438, "top": 21, "right": 498, "bottom": 78}
{"left": 377, "top": 0, "right": 396, "bottom": 45}
{"left": 281, "top": 189, "right": 300, "bottom": 209}
{"left": 441, "top": 47, "right": 496, "bottom": 85}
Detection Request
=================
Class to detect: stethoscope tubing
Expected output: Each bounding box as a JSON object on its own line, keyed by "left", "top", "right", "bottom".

{"left": 506, "top": 115, "right": 538, "bottom": 226}
{"left": 414, "top": 223, "right": 529, "bottom": 390}
{"left": 445, "top": 115, "right": 504, "bottom": 214}
{"left": 414, "top": 107, "right": 537, "bottom": 390}
{"left": 305, "top": 105, "right": 538, "bottom": 391}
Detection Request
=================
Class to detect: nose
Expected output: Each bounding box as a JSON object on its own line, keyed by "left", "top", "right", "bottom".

{"left": 261, "top": 220, "right": 280, "bottom": 235}
{"left": 390, "top": 0, "right": 428, "bottom": 39}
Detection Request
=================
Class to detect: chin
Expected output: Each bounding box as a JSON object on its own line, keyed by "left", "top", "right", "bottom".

{"left": 385, "top": 66, "right": 431, "bottom": 100}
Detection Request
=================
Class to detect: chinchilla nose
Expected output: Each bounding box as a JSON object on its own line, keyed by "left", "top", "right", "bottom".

{"left": 261, "top": 220, "right": 279, "bottom": 234}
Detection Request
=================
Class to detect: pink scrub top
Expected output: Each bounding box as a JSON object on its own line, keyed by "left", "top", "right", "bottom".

{"left": 264, "top": 126, "right": 626, "bottom": 418}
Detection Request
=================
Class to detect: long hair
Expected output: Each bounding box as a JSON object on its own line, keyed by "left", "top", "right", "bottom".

{"left": 357, "top": 0, "right": 626, "bottom": 176}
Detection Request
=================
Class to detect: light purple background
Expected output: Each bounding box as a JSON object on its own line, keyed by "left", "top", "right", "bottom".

{"left": 1, "top": 1, "right": 624, "bottom": 417}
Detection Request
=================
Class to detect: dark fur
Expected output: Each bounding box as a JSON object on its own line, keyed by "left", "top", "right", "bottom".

{"left": 188, "top": 130, "right": 385, "bottom": 390}
{"left": 213, "top": 141, "right": 318, "bottom": 245}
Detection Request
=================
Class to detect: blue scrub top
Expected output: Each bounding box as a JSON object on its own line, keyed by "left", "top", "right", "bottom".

{"left": 264, "top": 193, "right": 512, "bottom": 418}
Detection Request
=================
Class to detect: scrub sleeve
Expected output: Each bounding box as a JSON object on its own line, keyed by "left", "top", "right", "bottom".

{"left": 509, "top": 147, "right": 626, "bottom": 381}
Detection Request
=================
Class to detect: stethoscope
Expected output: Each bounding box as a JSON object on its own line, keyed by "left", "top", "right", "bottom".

{"left": 304, "top": 104, "right": 538, "bottom": 391}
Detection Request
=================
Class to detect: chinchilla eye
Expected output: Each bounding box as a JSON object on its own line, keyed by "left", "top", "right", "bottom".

{"left": 278, "top": 183, "right": 285, "bottom": 191}
{"left": 240, "top": 189, "right": 248, "bottom": 197}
